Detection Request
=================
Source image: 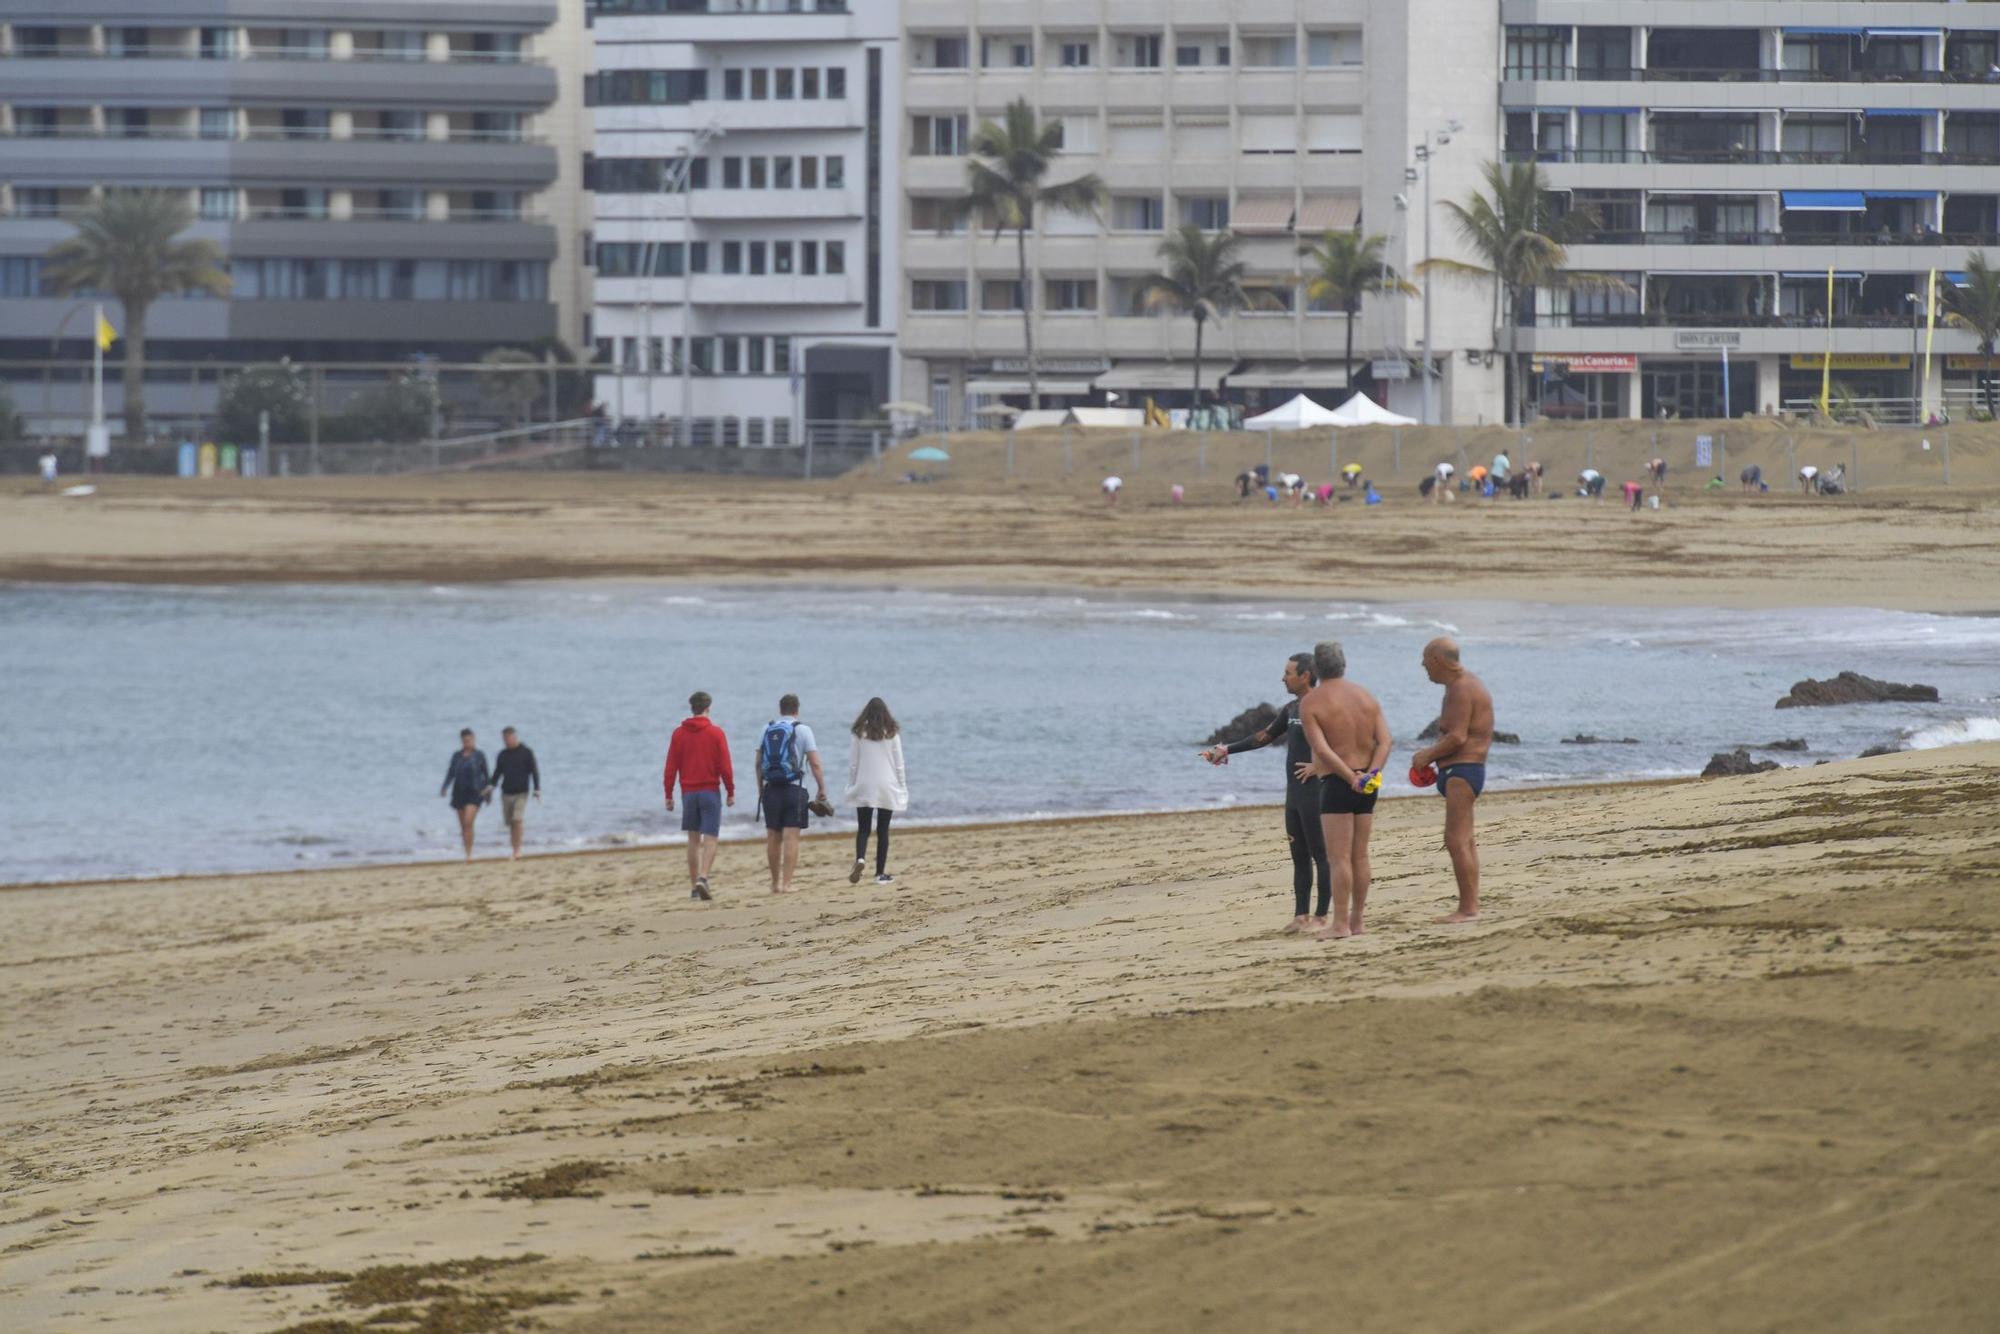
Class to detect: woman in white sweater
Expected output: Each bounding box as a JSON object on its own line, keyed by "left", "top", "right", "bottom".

{"left": 844, "top": 697, "right": 908, "bottom": 885}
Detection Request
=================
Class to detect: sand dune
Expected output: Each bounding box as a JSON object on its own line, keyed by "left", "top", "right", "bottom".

{"left": 2, "top": 746, "right": 1994, "bottom": 1331}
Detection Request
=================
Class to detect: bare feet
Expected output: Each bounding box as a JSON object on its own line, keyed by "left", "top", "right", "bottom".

{"left": 1311, "top": 923, "right": 1354, "bottom": 941}
{"left": 1434, "top": 911, "right": 1479, "bottom": 924}
{"left": 1308, "top": 915, "right": 1329, "bottom": 934}
{"left": 1281, "top": 915, "right": 1309, "bottom": 935}
{"left": 1347, "top": 917, "right": 1366, "bottom": 937}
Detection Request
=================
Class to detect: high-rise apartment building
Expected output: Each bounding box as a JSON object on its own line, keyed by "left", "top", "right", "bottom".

{"left": 1502, "top": 5, "right": 2000, "bottom": 422}
{"left": 0, "top": 0, "right": 588, "bottom": 434}
{"left": 588, "top": 0, "right": 899, "bottom": 446}
{"left": 897, "top": 0, "right": 1504, "bottom": 425}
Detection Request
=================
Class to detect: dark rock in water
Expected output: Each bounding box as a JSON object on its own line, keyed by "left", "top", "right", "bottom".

{"left": 1560, "top": 734, "right": 1640, "bottom": 745}
{"left": 1416, "top": 719, "right": 1519, "bottom": 744}
{"left": 1202, "top": 702, "right": 1279, "bottom": 747}
{"left": 1858, "top": 743, "right": 1902, "bottom": 759}
{"left": 1776, "top": 672, "right": 1940, "bottom": 709}
{"left": 1702, "top": 748, "right": 1781, "bottom": 778}
{"left": 1758, "top": 738, "right": 1809, "bottom": 752}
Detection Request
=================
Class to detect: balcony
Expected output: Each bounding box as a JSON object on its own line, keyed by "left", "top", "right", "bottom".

{"left": 1507, "top": 148, "right": 2000, "bottom": 169}
{"left": 1503, "top": 66, "right": 2000, "bottom": 86}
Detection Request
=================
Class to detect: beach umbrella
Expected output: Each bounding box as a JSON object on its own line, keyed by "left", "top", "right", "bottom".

{"left": 880, "top": 400, "right": 932, "bottom": 416}
{"left": 908, "top": 445, "right": 951, "bottom": 462}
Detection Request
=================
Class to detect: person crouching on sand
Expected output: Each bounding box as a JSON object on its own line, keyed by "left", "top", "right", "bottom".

{"left": 1409, "top": 638, "right": 1495, "bottom": 923}
{"left": 845, "top": 697, "right": 908, "bottom": 886}
{"left": 440, "top": 728, "right": 491, "bottom": 861}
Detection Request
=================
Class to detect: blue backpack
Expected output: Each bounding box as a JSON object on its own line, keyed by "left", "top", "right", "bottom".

{"left": 758, "top": 718, "right": 803, "bottom": 783}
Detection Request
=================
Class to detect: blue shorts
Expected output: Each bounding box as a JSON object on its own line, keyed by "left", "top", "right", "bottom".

{"left": 680, "top": 789, "right": 722, "bottom": 837}
{"left": 762, "top": 781, "right": 809, "bottom": 831}
{"left": 1438, "top": 763, "right": 1487, "bottom": 799}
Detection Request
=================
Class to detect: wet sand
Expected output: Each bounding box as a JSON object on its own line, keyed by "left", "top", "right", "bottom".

{"left": 3, "top": 746, "right": 1995, "bottom": 1331}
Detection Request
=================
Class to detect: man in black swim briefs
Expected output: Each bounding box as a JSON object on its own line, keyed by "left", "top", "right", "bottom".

{"left": 1295, "top": 641, "right": 1393, "bottom": 941}
{"left": 1411, "top": 638, "right": 1495, "bottom": 923}
{"left": 1201, "top": 652, "right": 1328, "bottom": 934}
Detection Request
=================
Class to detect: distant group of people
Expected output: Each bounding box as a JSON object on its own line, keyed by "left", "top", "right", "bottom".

{"left": 1200, "top": 637, "right": 1493, "bottom": 938}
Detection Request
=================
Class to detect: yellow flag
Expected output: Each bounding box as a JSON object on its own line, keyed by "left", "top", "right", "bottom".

{"left": 1817, "top": 265, "right": 1834, "bottom": 419}
{"left": 95, "top": 311, "right": 118, "bottom": 351}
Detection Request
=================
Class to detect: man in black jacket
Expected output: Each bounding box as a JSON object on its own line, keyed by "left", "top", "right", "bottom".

{"left": 492, "top": 727, "right": 541, "bottom": 860}
{"left": 1198, "top": 652, "right": 1327, "bottom": 934}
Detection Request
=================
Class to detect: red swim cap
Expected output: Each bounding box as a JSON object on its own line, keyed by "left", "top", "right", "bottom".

{"left": 1409, "top": 765, "right": 1438, "bottom": 788}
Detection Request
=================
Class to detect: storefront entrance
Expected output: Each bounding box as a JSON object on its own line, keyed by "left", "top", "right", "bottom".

{"left": 1641, "top": 359, "right": 1754, "bottom": 419}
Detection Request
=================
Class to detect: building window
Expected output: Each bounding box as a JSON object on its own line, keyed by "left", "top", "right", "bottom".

{"left": 775, "top": 68, "right": 795, "bottom": 98}
{"left": 1060, "top": 42, "right": 1092, "bottom": 68}
{"left": 722, "top": 241, "right": 742, "bottom": 273}
{"left": 772, "top": 417, "right": 791, "bottom": 446}
{"left": 722, "top": 338, "right": 741, "bottom": 375}
{"left": 825, "top": 240, "right": 846, "bottom": 274}
{"left": 1241, "top": 35, "right": 1296, "bottom": 68}
{"left": 773, "top": 241, "right": 793, "bottom": 274}
{"left": 913, "top": 116, "right": 966, "bottom": 156}
{"left": 1113, "top": 195, "right": 1165, "bottom": 230}
{"left": 827, "top": 67, "right": 846, "bottom": 97}
{"left": 750, "top": 68, "right": 769, "bottom": 99}
{"left": 774, "top": 157, "right": 794, "bottom": 188}
{"left": 1504, "top": 26, "right": 1568, "bottom": 80}
{"left": 772, "top": 335, "right": 792, "bottom": 374}
{"left": 1046, "top": 278, "right": 1097, "bottom": 311}
{"left": 912, "top": 279, "right": 968, "bottom": 311}
{"left": 929, "top": 36, "right": 969, "bottom": 69}
{"left": 16, "top": 107, "right": 59, "bottom": 139}
{"left": 749, "top": 338, "right": 767, "bottom": 373}
{"left": 592, "top": 69, "right": 708, "bottom": 105}
{"left": 749, "top": 157, "right": 768, "bottom": 188}
{"left": 748, "top": 241, "right": 766, "bottom": 274}
{"left": 16, "top": 188, "right": 61, "bottom": 219}
{"left": 199, "top": 188, "right": 237, "bottom": 221}
{"left": 801, "top": 242, "right": 819, "bottom": 274}
{"left": 980, "top": 278, "right": 1025, "bottom": 311}
{"left": 724, "top": 69, "right": 743, "bottom": 100}
{"left": 1116, "top": 34, "right": 1163, "bottom": 69}
{"left": 747, "top": 417, "right": 765, "bottom": 447}
{"left": 723, "top": 156, "right": 743, "bottom": 188}
{"left": 689, "top": 338, "right": 714, "bottom": 374}
{"left": 200, "top": 26, "right": 236, "bottom": 59}
{"left": 982, "top": 36, "right": 1033, "bottom": 68}
{"left": 909, "top": 196, "right": 969, "bottom": 233}
{"left": 800, "top": 157, "right": 819, "bottom": 188}
{"left": 1179, "top": 195, "right": 1230, "bottom": 229}
{"left": 802, "top": 68, "right": 820, "bottom": 98}
{"left": 826, "top": 155, "right": 846, "bottom": 186}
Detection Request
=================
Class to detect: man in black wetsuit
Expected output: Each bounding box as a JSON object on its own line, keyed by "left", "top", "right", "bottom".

{"left": 1199, "top": 651, "right": 1329, "bottom": 934}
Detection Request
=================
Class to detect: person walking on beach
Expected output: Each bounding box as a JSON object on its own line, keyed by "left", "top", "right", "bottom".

{"left": 440, "top": 728, "right": 491, "bottom": 861}
{"left": 1201, "top": 651, "right": 1329, "bottom": 934}
{"left": 38, "top": 449, "right": 58, "bottom": 493}
{"left": 844, "top": 697, "right": 908, "bottom": 886}
{"left": 1410, "top": 638, "right": 1494, "bottom": 924}
{"left": 492, "top": 726, "right": 541, "bottom": 861}
{"left": 1295, "top": 641, "right": 1392, "bottom": 941}
{"left": 663, "top": 690, "right": 735, "bottom": 901}
{"left": 756, "top": 693, "right": 827, "bottom": 894}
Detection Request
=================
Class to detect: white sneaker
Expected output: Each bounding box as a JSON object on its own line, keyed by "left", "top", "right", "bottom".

{"left": 849, "top": 858, "right": 865, "bottom": 884}
{"left": 874, "top": 873, "right": 895, "bottom": 886}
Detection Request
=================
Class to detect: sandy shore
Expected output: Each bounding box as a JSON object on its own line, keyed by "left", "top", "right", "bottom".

{"left": 4, "top": 465, "right": 1999, "bottom": 610}
{"left": 3, "top": 745, "right": 1995, "bottom": 1331}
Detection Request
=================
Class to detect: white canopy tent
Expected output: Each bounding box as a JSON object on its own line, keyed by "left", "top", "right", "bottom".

{"left": 1242, "top": 394, "right": 1342, "bottom": 430}
{"left": 1327, "top": 393, "right": 1418, "bottom": 427}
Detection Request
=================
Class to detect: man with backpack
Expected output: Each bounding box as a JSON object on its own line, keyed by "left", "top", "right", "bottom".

{"left": 756, "top": 693, "right": 827, "bottom": 894}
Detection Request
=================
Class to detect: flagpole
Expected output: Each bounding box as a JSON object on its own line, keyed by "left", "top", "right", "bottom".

{"left": 1817, "top": 266, "right": 1834, "bottom": 419}
{"left": 1922, "top": 269, "right": 1938, "bottom": 423}
{"left": 92, "top": 300, "right": 104, "bottom": 436}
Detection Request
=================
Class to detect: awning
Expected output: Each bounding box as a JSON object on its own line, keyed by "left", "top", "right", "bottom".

{"left": 1863, "top": 108, "right": 1933, "bottom": 118}
{"left": 1096, "top": 362, "right": 1227, "bottom": 392}
{"left": 965, "top": 378, "right": 1094, "bottom": 396}
{"left": 1782, "top": 190, "right": 1865, "bottom": 211}
{"left": 1865, "top": 190, "right": 1936, "bottom": 200}
{"left": 1946, "top": 271, "right": 1970, "bottom": 286}
{"left": 1577, "top": 107, "right": 1641, "bottom": 115}
{"left": 1226, "top": 361, "right": 1352, "bottom": 390}
{"left": 1296, "top": 194, "right": 1361, "bottom": 233}
{"left": 1865, "top": 28, "right": 1940, "bottom": 39}
{"left": 1780, "top": 271, "right": 1864, "bottom": 280}
{"left": 1231, "top": 196, "right": 1296, "bottom": 235}
{"left": 1784, "top": 27, "right": 1863, "bottom": 37}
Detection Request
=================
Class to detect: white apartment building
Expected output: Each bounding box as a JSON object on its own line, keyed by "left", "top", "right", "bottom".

{"left": 898, "top": 0, "right": 1506, "bottom": 425}
{"left": 1502, "top": 3, "right": 2000, "bottom": 423}
{"left": 589, "top": 0, "right": 898, "bottom": 444}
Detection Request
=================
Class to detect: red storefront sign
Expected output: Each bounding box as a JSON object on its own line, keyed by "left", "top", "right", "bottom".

{"left": 1536, "top": 353, "right": 1638, "bottom": 373}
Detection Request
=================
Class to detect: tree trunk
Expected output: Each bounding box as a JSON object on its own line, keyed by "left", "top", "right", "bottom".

{"left": 1344, "top": 297, "right": 1357, "bottom": 392}
{"left": 121, "top": 301, "right": 148, "bottom": 444}
{"left": 1192, "top": 314, "right": 1205, "bottom": 408}
{"left": 1505, "top": 286, "right": 1524, "bottom": 428}
{"left": 1985, "top": 340, "right": 1996, "bottom": 420}
{"left": 1016, "top": 225, "right": 1036, "bottom": 411}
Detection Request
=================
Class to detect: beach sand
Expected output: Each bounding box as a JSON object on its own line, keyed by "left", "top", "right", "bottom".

{"left": 3, "top": 746, "right": 1995, "bottom": 1332}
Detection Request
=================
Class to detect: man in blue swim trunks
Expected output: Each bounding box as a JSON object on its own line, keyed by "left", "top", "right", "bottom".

{"left": 1411, "top": 638, "right": 1494, "bottom": 923}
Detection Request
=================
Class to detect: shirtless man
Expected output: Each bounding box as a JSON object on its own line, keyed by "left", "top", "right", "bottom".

{"left": 1410, "top": 638, "right": 1494, "bottom": 923}
{"left": 1293, "top": 640, "right": 1392, "bottom": 941}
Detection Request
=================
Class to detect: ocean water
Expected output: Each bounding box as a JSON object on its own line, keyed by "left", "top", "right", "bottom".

{"left": 2, "top": 583, "right": 1995, "bottom": 884}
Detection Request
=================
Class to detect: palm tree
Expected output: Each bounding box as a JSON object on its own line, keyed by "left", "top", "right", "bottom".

{"left": 1135, "top": 226, "right": 1262, "bottom": 402}
{"left": 959, "top": 100, "right": 1105, "bottom": 408}
{"left": 1303, "top": 230, "right": 1419, "bottom": 389}
{"left": 1940, "top": 252, "right": 2000, "bottom": 420}
{"left": 1422, "top": 162, "right": 1606, "bottom": 427}
{"left": 43, "top": 189, "right": 230, "bottom": 442}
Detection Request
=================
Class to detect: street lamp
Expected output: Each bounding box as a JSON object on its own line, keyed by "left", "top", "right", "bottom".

{"left": 1410, "top": 120, "right": 1462, "bottom": 426}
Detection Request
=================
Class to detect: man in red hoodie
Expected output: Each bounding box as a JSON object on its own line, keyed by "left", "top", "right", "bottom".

{"left": 663, "top": 690, "right": 735, "bottom": 901}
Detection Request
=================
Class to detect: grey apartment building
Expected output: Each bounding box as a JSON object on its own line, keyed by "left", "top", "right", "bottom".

{"left": 1503, "top": 3, "right": 2000, "bottom": 422}
{"left": 0, "top": 0, "right": 587, "bottom": 436}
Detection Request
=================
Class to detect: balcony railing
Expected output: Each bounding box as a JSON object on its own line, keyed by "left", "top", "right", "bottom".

{"left": 5, "top": 45, "right": 544, "bottom": 65}
{"left": 1508, "top": 148, "right": 2000, "bottom": 167}
{"left": 1505, "top": 65, "right": 2000, "bottom": 85}
{"left": 1571, "top": 229, "right": 2000, "bottom": 248}
{"left": 1534, "top": 311, "right": 1941, "bottom": 331}
{"left": 593, "top": 0, "right": 850, "bottom": 14}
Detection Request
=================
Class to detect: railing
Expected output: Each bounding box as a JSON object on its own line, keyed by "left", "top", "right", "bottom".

{"left": 593, "top": 0, "right": 851, "bottom": 15}
{"left": 1571, "top": 229, "right": 2000, "bottom": 248}
{"left": 5, "top": 45, "right": 546, "bottom": 65}
{"left": 1506, "top": 65, "right": 2000, "bottom": 85}
{"left": 1535, "top": 312, "right": 1941, "bottom": 330}
{"left": 1508, "top": 148, "right": 2000, "bottom": 167}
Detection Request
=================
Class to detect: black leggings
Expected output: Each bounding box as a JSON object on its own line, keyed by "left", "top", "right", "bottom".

{"left": 1285, "top": 802, "right": 1331, "bottom": 918}
{"left": 855, "top": 807, "right": 892, "bottom": 875}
